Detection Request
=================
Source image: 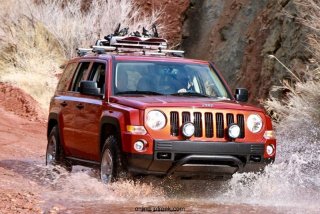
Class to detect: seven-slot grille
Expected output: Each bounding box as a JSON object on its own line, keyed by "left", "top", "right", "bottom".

{"left": 170, "top": 111, "right": 245, "bottom": 138}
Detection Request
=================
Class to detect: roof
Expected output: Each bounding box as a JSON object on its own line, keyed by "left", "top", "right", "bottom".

{"left": 112, "top": 55, "right": 209, "bottom": 64}
{"left": 72, "top": 53, "right": 209, "bottom": 65}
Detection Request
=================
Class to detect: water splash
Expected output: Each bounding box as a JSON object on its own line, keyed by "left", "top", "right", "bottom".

{"left": 41, "top": 166, "right": 166, "bottom": 202}
{"left": 215, "top": 123, "right": 320, "bottom": 212}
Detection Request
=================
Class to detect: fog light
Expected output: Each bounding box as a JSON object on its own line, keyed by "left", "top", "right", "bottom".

{"left": 182, "top": 122, "right": 195, "bottom": 138}
{"left": 134, "top": 140, "right": 146, "bottom": 152}
{"left": 228, "top": 124, "right": 240, "bottom": 139}
{"left": 266, "top": 144, "right": 275, "bottom": 156}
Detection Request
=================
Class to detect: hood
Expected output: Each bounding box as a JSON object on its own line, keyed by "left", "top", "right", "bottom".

{"left": 110, "top": 95, "right": 265, "bottom": 112}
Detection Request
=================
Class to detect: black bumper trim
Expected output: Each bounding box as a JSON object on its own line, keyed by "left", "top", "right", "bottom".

{"left": 124, "top": 141, "right": 273, "bottom": 177}
{"left": 167, "top": 155, "right": 243, "bottom": 175}
{"left": 154, "top": 141, "right": 264, "bottom": 157}
{"left": 125, "top": 153, "right": 153, "bottom": 160}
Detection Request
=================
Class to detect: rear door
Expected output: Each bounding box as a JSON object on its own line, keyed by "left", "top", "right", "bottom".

{"left": 62, "top": 61, "right": 92, "bottom": 157}
{"left": 54, "top": 61, "right": 78, "bottom": 157}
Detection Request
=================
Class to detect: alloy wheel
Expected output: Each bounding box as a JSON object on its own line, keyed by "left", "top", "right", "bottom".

{"left": 101, "top": 149, "right": 113, "bottom": 183}
{"left": 46, "top": 135, "right": 57, "bottom": 165}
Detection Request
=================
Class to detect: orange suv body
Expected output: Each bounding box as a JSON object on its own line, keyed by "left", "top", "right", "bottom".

{"left": 47, "top": 54, "right": 276, "bottom": 180}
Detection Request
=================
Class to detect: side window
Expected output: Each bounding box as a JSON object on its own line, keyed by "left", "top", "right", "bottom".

{"left": 88, "top": 62, "right": 106, "bottom": 94}
{"left": 71, "top": 62, "right": 91, "bottom": 92}
{"left": 56, "top": 62, "right": 77, "bottom": 92}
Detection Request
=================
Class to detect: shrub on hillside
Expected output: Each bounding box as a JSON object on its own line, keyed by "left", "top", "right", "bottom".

{"left": 0, "top": 0, "right": 162, "bottom": 109}
{"left": 265, "top": 0, "right": 320, "bottom": 150}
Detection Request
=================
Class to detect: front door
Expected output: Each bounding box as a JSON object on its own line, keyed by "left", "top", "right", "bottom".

{"left": 71, "top": 62, "right": 106, "bottom": 161}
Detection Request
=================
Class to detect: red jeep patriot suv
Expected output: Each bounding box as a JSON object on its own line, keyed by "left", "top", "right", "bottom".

{"left": 46, "top": 34, "right": 276, "bottom": 183}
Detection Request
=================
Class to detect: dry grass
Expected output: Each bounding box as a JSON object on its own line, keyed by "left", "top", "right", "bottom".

{"left": 0, "top": 14, "right": 64, "bottom": 110}
{"left": 265, "top": 80, "right": 320, "bottom": 123}
{"left": 23, "top": 0, "right": 163, "bottom": 58}
{"left": 0, "top": 0, "right": 162, "bottom": 110}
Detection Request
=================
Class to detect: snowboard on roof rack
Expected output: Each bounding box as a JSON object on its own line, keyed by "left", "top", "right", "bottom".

{"left": 96, "top": 36, "right": 167, "bottom": 49}
{"left": 77, "top": 23, "right": 183, "bottom": 57}
{"left": 97, "top": 23, "right": 167, "bottom": 49}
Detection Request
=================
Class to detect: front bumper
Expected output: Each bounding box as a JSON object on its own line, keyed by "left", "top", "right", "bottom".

{"left": 125, "top": 140, "right": 274, "bottom": 178}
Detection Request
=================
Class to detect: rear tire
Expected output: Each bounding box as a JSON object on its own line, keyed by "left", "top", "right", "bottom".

{"left": 46, "top": 126, "right": 72, "bottom": 171}
{"left": 100, "top": 135, "right": 126, "bottom": 184}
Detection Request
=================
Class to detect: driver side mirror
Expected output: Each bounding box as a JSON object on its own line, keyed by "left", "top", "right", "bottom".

{"left": 235, "top": 88, "right": 248, "bottom": 102}
{"left": 79, "top": 80, "right": 102, "bottom": 97}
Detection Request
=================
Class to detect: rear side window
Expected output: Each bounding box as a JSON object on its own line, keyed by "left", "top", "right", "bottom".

{"left": 88, "top": 62, "right": 106, "bottom": 94}
{"left": 56, "top": 62, "right": 77, "bottom": 92}
{"left": 71, "top": 62, "right": 91, "bottom": 92}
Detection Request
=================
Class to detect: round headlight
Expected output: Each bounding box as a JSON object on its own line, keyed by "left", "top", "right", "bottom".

{"left": 247, "top": 114, "right": 263, "bottom": 133}
{"left": 228, "top": 124, "right": 240, "bottom": 138}
{"left": 182, "top": 122, "right": 195, "bottom": 138}
{"left": 146, "top": 110, "right": 166, "bottom": 130}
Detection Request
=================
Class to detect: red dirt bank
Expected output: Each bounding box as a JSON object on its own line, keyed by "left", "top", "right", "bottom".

{"left": 0, "top": 83, "right": 45, "bottom": 121}
{"left": 0, "top": 106, "right": 46, "bottom": 213}
{"left": 0, "top": 83, "right": 47, "bottom": 213}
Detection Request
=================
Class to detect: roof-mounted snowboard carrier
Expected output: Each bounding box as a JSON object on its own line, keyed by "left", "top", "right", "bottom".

{"left": 77, "top": 24, "right": 184, "bottom": 57}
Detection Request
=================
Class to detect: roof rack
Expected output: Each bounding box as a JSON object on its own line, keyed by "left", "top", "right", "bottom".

{"left": 76, "top": 24, "right": 184, "bottom": 57}
{"left": 76, "top": 45, "right": 184, "bottom": 57}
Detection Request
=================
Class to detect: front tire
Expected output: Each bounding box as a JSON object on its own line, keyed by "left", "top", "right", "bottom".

{"left": 46, "top": 126, "right": 72, "bottom": 171}
{"left": 100, "top": 135, "right": 125, "bottom": 184}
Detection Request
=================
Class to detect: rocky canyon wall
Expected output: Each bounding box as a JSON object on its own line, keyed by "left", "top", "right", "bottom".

{"left": 181, "top": 0, "right": 312, "bottom": 103}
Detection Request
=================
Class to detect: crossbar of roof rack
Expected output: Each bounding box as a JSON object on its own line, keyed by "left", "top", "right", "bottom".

{"left": 136, "top": 51, "right": 166, "bottom": 56}
{"left": 77, "top": 48, "right": 93, "bottom": 56}
{"left": 92, "top": 46, "right": 116, "bottom": 51}
{"left": 76, "top": 45, "right": 185, "bottom": 57}
{"left": 159, "top": 49, "right": 185, "bottom": 54}
{"left": 111, "top": 43, "right": 167, "bottom": 50}
{"left": 117, "top": 48, "right": 184, "bottom": 55}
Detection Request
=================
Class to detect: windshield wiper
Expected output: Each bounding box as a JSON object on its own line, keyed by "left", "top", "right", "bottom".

{"left": 170, "top": 91, "right": 210, "bottom": 97}
{"left": 116, "top": 91, "right": 164, "bottom": 95}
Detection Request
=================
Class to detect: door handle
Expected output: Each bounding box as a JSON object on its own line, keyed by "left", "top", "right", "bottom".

{"left": 60, "top": 101, "right": 68, "bottom": 107}
{"left": 76, "top": 103, "right": 84, "bottom": 109}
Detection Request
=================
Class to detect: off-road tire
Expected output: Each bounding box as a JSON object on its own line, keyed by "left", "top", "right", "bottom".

{"left": 46, "top": 126, "right": 72, "bottom": 172}
{"left": 100, "top": 135, "right": 126, "bottom": 183}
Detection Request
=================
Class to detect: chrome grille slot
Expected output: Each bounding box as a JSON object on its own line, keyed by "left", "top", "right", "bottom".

{"left": 237, "top": 114, "right": 245, "bottom": 138}
{"left": 194, "top": 112, "right": 202, "bottom": 137}
{"left": 205, "top": 113, "right": 214, "bottom": 138}
{"left": 182, "top": 112, "right": 191, "bottom": 123}
{"left": 216, "top": 113, "right": 224, "bottom": 138}
{"left": 170, "top": 111, "right": 179, "bottom": 136}
{"left": 227, "top": 113, "right": 234, "bottom": 125}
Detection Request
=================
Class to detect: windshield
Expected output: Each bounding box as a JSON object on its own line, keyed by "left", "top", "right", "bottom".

{"left": 113, "top": 61, "right": 231, "bottom": 99}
